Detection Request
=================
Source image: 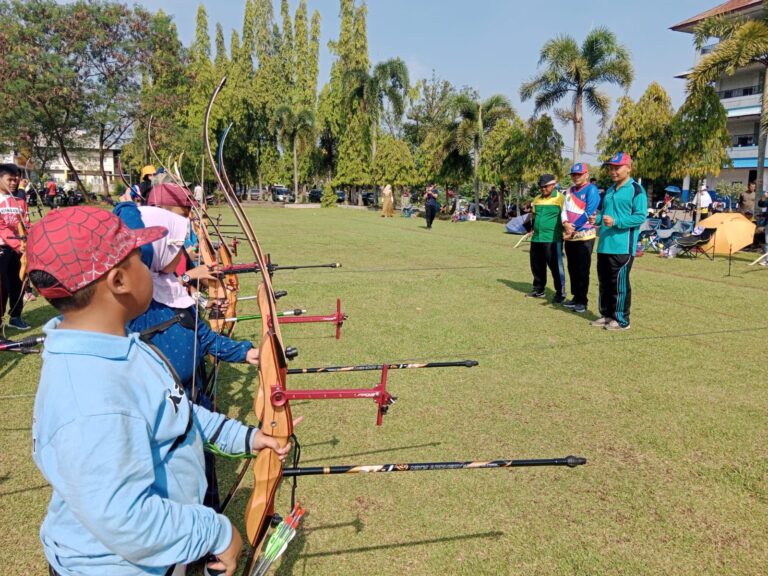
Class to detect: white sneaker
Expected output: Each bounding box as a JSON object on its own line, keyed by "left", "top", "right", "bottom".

{"left": 590, "top": 317, "right": 609, "bottom": 327}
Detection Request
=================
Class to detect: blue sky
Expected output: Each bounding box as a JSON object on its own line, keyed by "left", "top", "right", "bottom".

{"left": 139, "top": 0, "right": 716, "bottom": 158}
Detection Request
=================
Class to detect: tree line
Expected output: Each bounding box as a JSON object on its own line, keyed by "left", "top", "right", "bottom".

{"left": 0, "top": 0, "right": 733, "bottom": 213}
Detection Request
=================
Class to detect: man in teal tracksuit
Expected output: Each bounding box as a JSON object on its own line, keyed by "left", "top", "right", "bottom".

{"left": 589, "top": 152, "right": 647, "bottom": 331}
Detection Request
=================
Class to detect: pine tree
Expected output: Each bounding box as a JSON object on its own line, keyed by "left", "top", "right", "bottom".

{"left": 293, "top": 0, "right": 310, "bottom": 107}
{"left": 335, "top": 106, "right": 371, "bottom": 192}
{"left": 214, "top": 23, "right": 228, "bottom": 72}
{"left": 253, "top": 0, "right": 274, "bottom": 64}
{"left": 308, "top": 11, "right": 321, "bottom": 108}
{"left": 241, "top": 0, "right": 256, "bottom": 66}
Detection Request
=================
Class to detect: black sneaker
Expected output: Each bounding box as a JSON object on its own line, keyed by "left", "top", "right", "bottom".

{"left": 552, "top": 295, "right": 566, "bottom": 304}
{"left": 8, "top": 317, "right": 31, "bottom": 331}
{"left": 573, "top": 303, "right": 587, "bottom": 313}
{"left": 525, "top": 291, "right": 545, "bottom": 298}
{"left": 562, "top": 299, "right": 576, "bottom": 309}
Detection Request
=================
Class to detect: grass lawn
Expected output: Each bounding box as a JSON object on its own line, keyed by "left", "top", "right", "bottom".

{"left": 1, "top": 205, "right": 766, "bottom": 575}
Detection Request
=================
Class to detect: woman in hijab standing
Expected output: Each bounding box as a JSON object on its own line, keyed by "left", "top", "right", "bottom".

{"left": 381, "top": 184, "right": 395, "bottom": 217}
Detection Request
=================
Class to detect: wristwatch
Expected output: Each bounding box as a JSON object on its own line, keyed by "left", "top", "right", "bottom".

{"left": 181, "top": 273, "right": 191, "bottom": 284}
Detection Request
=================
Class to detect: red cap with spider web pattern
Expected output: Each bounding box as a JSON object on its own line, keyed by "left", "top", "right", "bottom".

{"left": 27, "top": 207, "right": 167, "bottom": 299}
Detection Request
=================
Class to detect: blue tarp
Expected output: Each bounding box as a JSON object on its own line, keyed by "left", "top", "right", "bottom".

{"left": 505, "top": 214, "right": 531, "bottom": 235}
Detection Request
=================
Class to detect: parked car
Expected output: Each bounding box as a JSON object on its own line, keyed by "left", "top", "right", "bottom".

{"left": 308, "top": 188, "right": 323, "bottom": 202}
{"left": 271, "top": 185, "right": 295, "bottom": 203}
{"left": 247, "top": 187, "right": 266, "bottom": 200}
{"left": 349, "top": 189, "right": 376, "bottom": 206}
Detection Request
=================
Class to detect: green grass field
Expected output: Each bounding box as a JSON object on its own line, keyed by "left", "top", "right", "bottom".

{"left": 2, "top": 205, "right": 767, "bottom": 575}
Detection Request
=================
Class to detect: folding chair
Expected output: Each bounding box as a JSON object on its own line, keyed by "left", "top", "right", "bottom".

{"left": 650, "top": 220, "right": 693, "bottom": 253}
{"left": 638, "top": 218, "right": 661, "bottom": 251}
{"left": 673, "top": 228, "right": 716, "bottom": 260}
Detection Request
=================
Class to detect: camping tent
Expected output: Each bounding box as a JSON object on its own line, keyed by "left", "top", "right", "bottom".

{"left": 698, "top": 213, "right": 756, "bottom": 255}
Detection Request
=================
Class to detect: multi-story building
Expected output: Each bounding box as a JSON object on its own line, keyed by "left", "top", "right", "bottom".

{"left": 672, "top": 0, "right": 766, "bottom": 192}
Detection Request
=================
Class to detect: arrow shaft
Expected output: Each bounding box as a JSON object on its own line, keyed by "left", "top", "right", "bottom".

{"left": 225, "top": 309, "right": 306, "bottom": 322}
{"left": 288, "top": 360, "right": 478, "bottom": 375}
{"left": 220, "top": 262, "right": 340, "bottom": 275}
{"left": 281, "top": 456, "right": 587, "bottom": 476}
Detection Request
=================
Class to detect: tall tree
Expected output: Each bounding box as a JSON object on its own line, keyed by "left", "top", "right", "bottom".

{"left": 323, "top": 0, "right": 362, "bottom": 145}
{"left": 335, "top": 106, "right": 371, "bottom": 195}
{"left": 273, "top": 105, "right": 315, "bottom": 202}
{"left": 522, "top": 115, "right": 564, "bottom": 184}
{"left": 253, "top": 0, "right": 275, "bottom": 64}
{"left": 520, "top": 27, "right": 633, "bottom": 161}
{"left": 293, "top": 0, "right": 310, "bottom": 106}
{"left": 122, "top": 9, "right": 190, "bottom": 174}
{"left": 214, "top": 23, "right": 228, "bottom": 71}
{"left": 480, "top": 116, "right": 527, "bottom": 218}
{"left": 599, "top": 82, "right": 676, "bottom": 201}
{"left": 442, "top": 93, "right": 515, "bottom": 209}
{"left": 324, "top": 0, "right": 370, "bottom": 201}
{"left": 308, "top": 10, "right": 322, "bottom": 107}
{"left": 345, "top": 58, "right": 410, "bottom": 183}
{"left": 0, "top": 0, "right": 154, "bottom": 195}
{"left": 689, "top": 10, "right": 768, "bottom": 195}
{"left": 672, "top": 86, "right": 731, "bottom": 224}
{"left": 372, "top": 135, "right": 417, "bottom": 192}
{"left": 181, "top": 5, "right": 215, "bottom": 182}
{"left": 404, "top": 72, "right": 456, "bottom": 148}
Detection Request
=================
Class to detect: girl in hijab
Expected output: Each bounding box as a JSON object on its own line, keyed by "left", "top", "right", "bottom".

{"left": 128, "top": 206, "right": 258, "bottom": 397}
{"left": 127, "top": 207, "right": 259, "bottom": 511}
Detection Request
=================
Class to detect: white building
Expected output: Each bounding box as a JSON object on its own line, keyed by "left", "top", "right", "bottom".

{"left": 672, "top": 0, "right": 766, "bottom": 192}
{"left": 1, "top": 143, "right": 122, "bottom": 193}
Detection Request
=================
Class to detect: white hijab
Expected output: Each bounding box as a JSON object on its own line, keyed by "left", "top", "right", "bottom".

{"left": 139, "top": 206, "right": 195, "bottom": 309}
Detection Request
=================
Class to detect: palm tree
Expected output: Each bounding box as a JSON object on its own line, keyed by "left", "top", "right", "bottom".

{"left": 442, "top": 93, "right": 514, "bottom": 210}
{"left": 345, "top": 57, "right": 409, "bottom": 199}
{"left": 689, "top": 12, "right": 768, "bottom": 197}
{"left": 520, "top": 27, "right": 633, "bottom": 161}
{"left": 273, "top": 105, "right": 315, "bottom": 203}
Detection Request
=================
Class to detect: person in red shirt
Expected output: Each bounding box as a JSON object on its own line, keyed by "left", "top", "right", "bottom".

{"left": 46, "top": 179, "right": 57, "bottom": 207}
{"left": 0, "top": 164, "right": 31, "bottom": 330}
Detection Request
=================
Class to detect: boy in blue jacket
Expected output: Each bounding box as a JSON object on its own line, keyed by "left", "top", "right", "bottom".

{"left": 589, "top": 153, "right": 648, "bottom": 330}
{"left": 28, "top": 207, "right": 293, "bottom": 576}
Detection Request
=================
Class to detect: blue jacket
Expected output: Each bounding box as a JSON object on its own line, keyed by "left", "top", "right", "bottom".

{"left": 32, "top": 318, "right": 256, "bottom": 575}
{"left": 596, "top": 179, "right": 648, "bottom": 255}
{"left": 129, "top": 300, "right": 252, "bottom": 391}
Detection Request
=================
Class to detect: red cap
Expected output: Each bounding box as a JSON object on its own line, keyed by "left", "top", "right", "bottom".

{"left": 147, "top": 183, "right": 197, "bottom": 208}
{"left": 27, "top": 207, "right": 166, "bottom": 299}
{"left": 604, "top": 152, "right": 632, "bottom": 166}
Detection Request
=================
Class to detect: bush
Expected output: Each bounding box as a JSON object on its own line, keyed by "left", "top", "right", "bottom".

{"left": 321, "top": 182, "right": 337, "bottom": 208}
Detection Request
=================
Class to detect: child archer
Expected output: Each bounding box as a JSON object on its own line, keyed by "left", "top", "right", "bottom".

{"left": 29, "top": 207, "right": 295, "bottom": 576}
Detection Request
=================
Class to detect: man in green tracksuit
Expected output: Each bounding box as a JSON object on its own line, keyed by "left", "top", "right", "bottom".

{"left": 589, "top": 153, "right": 647, "bottom": 331}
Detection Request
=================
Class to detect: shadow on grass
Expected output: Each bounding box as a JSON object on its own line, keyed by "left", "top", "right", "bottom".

{"left": 497, "top": 278, "right": 599, "bottom": 320}
{"left": 0, "top": 483, "right": 49, "bottom": 497}
{"left": 299, "top": 441, "right": 443, "bottom": 464}
{"left": 295, "top": 529, "right": 504, "bottom": 560}
{"left": 271, "top": 518, "right": 502, "bottom": 575}
{"left": 0, "top": 354, "right": 26, "bottom": 381}
{"left": 301, "top": 436, "right": 341, "bottom": 449}
{"left": 304, "top": 515, "right": 365, "bottom": 534}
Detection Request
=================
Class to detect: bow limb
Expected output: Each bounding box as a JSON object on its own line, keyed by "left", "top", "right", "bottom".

{"left": 204, "top": 76, "right": 294, "bottom": 558}
{"left": 116, "top": 155, "right": 131, "bottom": 190}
